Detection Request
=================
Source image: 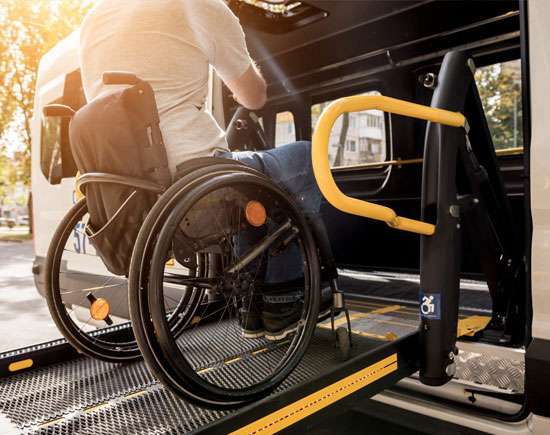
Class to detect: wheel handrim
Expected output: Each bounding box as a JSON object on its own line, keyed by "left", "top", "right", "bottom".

{"left": 147, "top": 173, "right": 320, "bottom": 401}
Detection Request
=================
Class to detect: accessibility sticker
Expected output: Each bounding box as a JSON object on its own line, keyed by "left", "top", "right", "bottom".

{"left": 420, "top": 292, "right": 441, "bottom": 320}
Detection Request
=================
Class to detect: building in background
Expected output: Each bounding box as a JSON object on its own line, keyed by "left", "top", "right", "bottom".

{"left": 276, "top": 91, "right": 387, "bottom": 168}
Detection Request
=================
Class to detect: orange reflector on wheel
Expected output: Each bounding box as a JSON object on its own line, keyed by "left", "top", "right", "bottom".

{"left": 90, "top": 298, "right": 110, "bottom": 321}
{"left": 245, "top": 200, "right": 267, "bottom": 227}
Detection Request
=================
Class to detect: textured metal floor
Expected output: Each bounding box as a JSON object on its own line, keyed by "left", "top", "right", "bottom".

{"left": 340, "top": 298, "right": 525, "bottom": 393}
{"left": 0, "top": 326, "right": 379, "bottom": 435}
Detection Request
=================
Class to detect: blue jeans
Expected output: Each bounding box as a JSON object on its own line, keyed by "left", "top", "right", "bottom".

{"left": 219, "top": 141, "right": 322, "bottom": 284}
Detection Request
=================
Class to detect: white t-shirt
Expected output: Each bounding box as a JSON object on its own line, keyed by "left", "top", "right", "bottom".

{"left": 79, "top": 0, "right": 252, "bottom": 173}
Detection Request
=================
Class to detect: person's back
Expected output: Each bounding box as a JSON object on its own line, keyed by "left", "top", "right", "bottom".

{"left": 80, "top": 0, "right": 253, "bottom": 173}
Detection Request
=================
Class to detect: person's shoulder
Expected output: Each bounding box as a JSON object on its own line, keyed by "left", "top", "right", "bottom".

{"left": 80, "top": 1, "right": 101, "bottom": 44}
{"left": 183, "top": 0, "right": 235, "bottom": 17}
{"left": 182, "top": 0, "right": 227, "bottom": 7}
{"left": 80, "top": 0, "right": 112, "bottom": 33}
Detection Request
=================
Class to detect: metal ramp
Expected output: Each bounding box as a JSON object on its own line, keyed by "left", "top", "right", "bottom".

{"left": 0, "top": 292, "right": 524, "bottom": 434}
{"left": 0, "top": 304, "right": 418, "bottom": 434}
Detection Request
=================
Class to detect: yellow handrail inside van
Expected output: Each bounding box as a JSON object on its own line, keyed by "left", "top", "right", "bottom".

{"left": 311, "top": 95, "right": 466, "bottom": 236}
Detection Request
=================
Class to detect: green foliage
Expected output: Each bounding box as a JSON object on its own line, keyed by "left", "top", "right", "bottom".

{"left": 475, "top": 60, "right": 522, "bottom": 150}
{"left": 0, "top": 0, "right": 91, "bottom": 190}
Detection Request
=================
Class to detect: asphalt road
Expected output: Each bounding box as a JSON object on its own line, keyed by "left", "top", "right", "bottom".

{"left": 0, "top": 241, "right": 61, "bottom": 353}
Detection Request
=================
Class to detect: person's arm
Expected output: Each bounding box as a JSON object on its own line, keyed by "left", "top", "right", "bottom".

{"left": 185, "top": 0, "right": 266, "bottom": 110}
{"left": 225, "top": 62, "right": 267, "bottom": 110}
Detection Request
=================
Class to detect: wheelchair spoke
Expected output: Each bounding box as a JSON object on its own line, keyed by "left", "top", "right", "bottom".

{"left": 60, "top": 282, "right": 123, "bottom": 296}
{"left": 212, "top": 206, "right": 239, "bottom": 261}
{"left": 218, "top": 294, "right": 235, "bottom": 349}
{"left": 166, "top": 276, "right": 217, "bottom": 289}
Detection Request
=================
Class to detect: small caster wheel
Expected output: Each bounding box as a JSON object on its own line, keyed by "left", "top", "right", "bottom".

{"left": 336, "top": 327, "right": 351, "bottom": 361}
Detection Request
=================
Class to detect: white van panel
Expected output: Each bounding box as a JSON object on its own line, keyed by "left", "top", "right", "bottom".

{"left": 530, "top": 0, "right": 550, "bottom": 341}
{"left": 32, "top": 31, "right": 80, "bottom": 258}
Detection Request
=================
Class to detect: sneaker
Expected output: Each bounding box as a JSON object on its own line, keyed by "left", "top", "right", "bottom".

{"left": 263, "top": 285, "right": 334, "bottom": 341}
{"left": 239, "top": 294, "right": 265, "bottom": 339}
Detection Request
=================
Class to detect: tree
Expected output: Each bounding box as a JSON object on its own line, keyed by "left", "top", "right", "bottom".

{"left": 0, "top": 0, "right": 92, "bottom": 189}
{"left": 311, "top": 101, "right": 350, "bottom": 167}
{"left": 333, "top": 112, "right": 349, "bottom": 167}
{"left": 475, "top": 61, "right": 522, "bottom": 150}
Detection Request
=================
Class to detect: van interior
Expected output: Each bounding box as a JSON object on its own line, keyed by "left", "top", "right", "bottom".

{"left": 226, "top": 1, "right": 528, "bottom": 337}
{"left": 225, "top": 0, "right": 529, "bottom": 419}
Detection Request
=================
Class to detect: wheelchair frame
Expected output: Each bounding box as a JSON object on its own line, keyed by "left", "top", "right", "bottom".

{"left": 42, "top": 72, "right": 352, "bottom": 407}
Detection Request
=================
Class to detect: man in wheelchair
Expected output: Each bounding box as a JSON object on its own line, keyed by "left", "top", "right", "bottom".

{"left": 77, "top": 0, "right": 332, "bottom": 342}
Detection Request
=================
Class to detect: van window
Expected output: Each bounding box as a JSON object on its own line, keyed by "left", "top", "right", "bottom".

{"left": 40, "top": 99, "right": 64, "bottom": 184}
{"left": 311, "top": 90, "right": 387, "bottom": 168}
{"left": 475, "top": 59, "right": 522, "bottom": 151}
{"left": 275, "top": 111, "right": 296, "bottom": 147}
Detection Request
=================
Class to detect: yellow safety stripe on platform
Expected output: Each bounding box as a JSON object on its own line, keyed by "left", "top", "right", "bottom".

{"left": 351, "top": 300, "right": 420, "bottom": 316}
{"left": 457, "top": 315, "right": 491, "bottom": 337}
{"left": 354, "top": 330, "right": 399, "bottom": 342}
{"left": 330, "top": 305, "right": 403, "bottom": 328}
{"left": 351, "top": 299, "right": 474, "bottom": 321}
{"left": 8, "top": 359, "right": 33, "bottom": 372}
{"left": 231, "top": 354, "right": 398, "bottom": 435}
{"left": 38, "top": 389, "right": 150, "bottom": 430}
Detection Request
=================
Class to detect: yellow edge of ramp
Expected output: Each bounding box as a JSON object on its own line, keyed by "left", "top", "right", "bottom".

{"left": 457, "top": 315, "right": 491, "bottom": 337}
{"left": 8, "top": 359, "right": 33, "bottom": 372}
{"left": 312, "top": 95, "right": 466, "bottom": 236}
{"left": 231, "top": 354, "right": 398, "bottom": 435}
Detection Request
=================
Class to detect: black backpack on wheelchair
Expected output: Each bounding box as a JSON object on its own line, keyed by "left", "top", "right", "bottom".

{"left": 69, "top": 73, "right": 171, "bottom": 276}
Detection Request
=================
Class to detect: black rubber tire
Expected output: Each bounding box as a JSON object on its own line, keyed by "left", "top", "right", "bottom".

{"left": 44, "top": 199, "right": 142, "bottom": 362}
{"left": 336, "top": 327, "right": 351, "bottom": 362}
{"left": 129, "top": 164, "right": 321, "bottom": 407}
{"left": 44, "top": 199, "right": 202, "bottom": 363}
{"left": 150, "top": 172, "right": 321, "bottom": 404}
{"left": 128, "top": 163, "right": 262, "bottom": 407}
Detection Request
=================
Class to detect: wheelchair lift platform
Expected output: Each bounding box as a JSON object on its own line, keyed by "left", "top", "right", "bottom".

{"left": 0, "top": 297, "right": 418, "bottom": 435}
{"left": 0, "top": 289, "right": 518, "bottom": 435}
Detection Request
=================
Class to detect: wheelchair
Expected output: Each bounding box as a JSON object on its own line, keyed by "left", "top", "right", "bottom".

{"left": 43, "top": 72, "right": 350, "bottom": 407}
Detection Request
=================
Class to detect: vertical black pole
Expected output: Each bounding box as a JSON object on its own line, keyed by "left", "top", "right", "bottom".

{"left": 419, "top": 52, "right": 471, "bottom": 386}
{"left": 419, "top": 124, "right": 462, "bottom": 385}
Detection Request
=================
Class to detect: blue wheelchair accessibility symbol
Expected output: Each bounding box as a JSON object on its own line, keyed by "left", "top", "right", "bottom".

{"left": 420, "top": 293, "right": 441, "bottom": 320}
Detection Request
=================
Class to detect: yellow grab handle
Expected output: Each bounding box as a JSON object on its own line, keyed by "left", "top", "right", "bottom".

{"left": 312, "top": 95, "right": 466, "bottom": 236}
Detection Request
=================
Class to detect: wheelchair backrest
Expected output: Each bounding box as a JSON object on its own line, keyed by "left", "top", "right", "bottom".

{"left": 69, "top": 76, "right": 171, "bottom": 275}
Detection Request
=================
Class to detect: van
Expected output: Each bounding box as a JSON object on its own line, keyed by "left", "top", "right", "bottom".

{"left": 20, "top": 1, "right": 550, "bottom": 433}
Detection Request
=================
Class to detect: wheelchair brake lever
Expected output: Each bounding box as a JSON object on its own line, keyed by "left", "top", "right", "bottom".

{"left": 270, "top": 226, "right": 300, "bottom": 256}
{"left": 225, "top": 219, "right": 293, "bottom": 274}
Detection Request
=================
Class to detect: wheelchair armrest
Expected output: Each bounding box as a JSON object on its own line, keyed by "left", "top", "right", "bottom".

{"left": 43, "top": 104, "right": 75, "bottom": 118}
{"left": 77, "top": 173, "right": 165, "bottom": 194}
{"left": 102, "top": 72, "right": 140, "bottom": 86}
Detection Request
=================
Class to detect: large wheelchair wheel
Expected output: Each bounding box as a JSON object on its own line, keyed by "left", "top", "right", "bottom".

{"left": 44, "top": 198, "right": 205, "bottom": 362}
{"left": 129, "top": 164, "right": 321, "bottom": 407}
